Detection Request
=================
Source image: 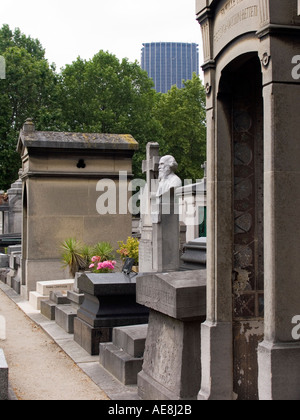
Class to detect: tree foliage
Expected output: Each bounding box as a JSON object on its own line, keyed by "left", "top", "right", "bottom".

{"left": 0, "top": 24, "right": 206, "bottom": 190}
{"left": 0, "top": 24, "right": 60, "bottom": 189}
{"left": 153, "top": 73, "right": 207, "bottom": 181}
{"left": 58, "top": 51, "right": 162, "bottom": 178}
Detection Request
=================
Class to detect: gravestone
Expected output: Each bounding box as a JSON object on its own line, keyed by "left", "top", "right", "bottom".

{"left": 152, "top": 189, "right": 181, "bottom": 272}
{"left": 17, "top": 119, "right": 138, "bottom": 299}
{"left": 196, "top": 0, "right": 300, "bottom": 400}
{"left": 137, "top": 270, "right": 206, "bottom": 400}
{"left": 177, "top": 168, "right": 207, "bottom": 270}
{"left": 136, "top": 154, "right": 207, "bottom": 400}
{"left": 74, "top": 272, "right": 149, "bottom": 355}
{"left": 152, "top": 155, "right": 182, "bottom": 273}
{"left": 176, "top": 174, "right": 207, "bottom": 244}
{"left": 0, "top": 173, "right": 22, "bottom": 236}
{"left": 6, "top": 245, "right": 22, "bottom": 294}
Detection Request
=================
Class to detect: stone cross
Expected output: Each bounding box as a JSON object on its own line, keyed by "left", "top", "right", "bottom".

{"left": 141, "top": 142, "right": 160, "bottom": 225}
{"left": 139, "top": 143, "right": 160, "bottom": 273}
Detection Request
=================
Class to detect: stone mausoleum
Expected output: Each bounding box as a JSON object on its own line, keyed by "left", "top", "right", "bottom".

{"left": 196, "top": 0, "right": 300, "bottom": 400}
{"left": 17, "top": 119, "right": 138, "bottom": 299}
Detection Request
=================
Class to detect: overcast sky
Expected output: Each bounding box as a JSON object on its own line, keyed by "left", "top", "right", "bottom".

{"left": 1, "top": 0, "right": 203, "bottom": 73}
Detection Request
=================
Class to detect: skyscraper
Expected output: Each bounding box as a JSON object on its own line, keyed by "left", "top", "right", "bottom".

{"left": 141, "top": 42, "right": 199, "bottom": 93}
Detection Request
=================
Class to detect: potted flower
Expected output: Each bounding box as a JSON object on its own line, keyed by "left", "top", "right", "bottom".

{"left": 117, "top": 237, "right": 139, "bottom": 272}
{"left": 61, "top": 239, "right": 116, "bottom": 277}
{"left": 89, "top": 257, "right": 117, "bottom": 273}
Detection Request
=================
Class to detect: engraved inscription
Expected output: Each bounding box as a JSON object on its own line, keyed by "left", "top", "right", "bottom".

{"left": 214, "top": 3, "right": 258, "bottom": 43}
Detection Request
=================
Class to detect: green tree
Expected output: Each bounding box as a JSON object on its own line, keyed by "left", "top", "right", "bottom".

{"left": 153, "top": 73, "right": 207, "bottom": 181}
{"left": 58, "top": 51, "right": 162, "bottom": 178}
{"left": 0, "top": 25, "right": 60, "bottom": 190}
{"left": 0, "top": 25, "right": 207, "bottom": 190}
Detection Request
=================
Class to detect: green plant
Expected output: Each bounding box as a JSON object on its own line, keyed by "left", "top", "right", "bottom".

{"left": 60, "top": 238, "right": 88, "bottom": 277}
{"left": 92, "top": 242, "right": 115, "bottom": 262}
{"left": 117, "top": 237, "right": 139, "bottom": 266}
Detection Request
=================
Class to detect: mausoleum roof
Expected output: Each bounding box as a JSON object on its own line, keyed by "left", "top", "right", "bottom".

{"left": 17, "top": 120, "right": 139, "bottom": 154}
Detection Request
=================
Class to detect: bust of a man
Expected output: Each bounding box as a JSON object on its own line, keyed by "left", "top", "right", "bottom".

{"left": 156, "top": 155, "right": 182, "bottom": 197}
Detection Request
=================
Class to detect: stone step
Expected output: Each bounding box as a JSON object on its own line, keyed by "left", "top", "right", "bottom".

{"left": 29, "top": 291, "right": 48, "bottom": 311}
{"left": 99, "top": 324, "right": 148, "bottom": 385}
{"left": 50, "top": 291, "right": 70, "bottom": 305}
{"left": 113, "top": 324, "right": 148, "bottom": 358}
{"left": 99, "top": 342, "right": 144, "bottom": 385}
{"left": 40, "top": 300, "right": 57, "bottom": 320}
{"left": 67, "top": 290, "right": 84, "bottom": 307}
{"left": 55, "top": 305, "right": 77, "bottom": 334}
{"left": 40, "top": 291, "right": 70, "bottom": 320}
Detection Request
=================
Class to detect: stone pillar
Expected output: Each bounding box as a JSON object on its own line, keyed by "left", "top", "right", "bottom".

{"left": 196, "top": 0, "right": 300, "bottom": 400}
{"left": 257, "top": 4, "right": 300, "bottom": 399}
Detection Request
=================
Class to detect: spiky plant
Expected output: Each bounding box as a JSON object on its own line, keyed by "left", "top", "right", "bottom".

{"left": 92, "top": 242, "right": 115, "bottom": 262}
{"left": 61, "top": 238, "right": 88, "bottom": 278}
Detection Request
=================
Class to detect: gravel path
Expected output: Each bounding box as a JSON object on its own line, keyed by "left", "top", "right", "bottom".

{"left": 0, "top": 288, "right": 109, "bottom": 400}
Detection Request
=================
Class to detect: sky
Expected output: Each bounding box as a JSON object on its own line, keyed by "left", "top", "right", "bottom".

{"left": 0, "top": 0, "right": 203, "bottom": 74}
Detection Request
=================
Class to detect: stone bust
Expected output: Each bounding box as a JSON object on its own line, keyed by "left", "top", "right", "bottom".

{"left": 156, "top": 155, "right": 182, "bottom": 197}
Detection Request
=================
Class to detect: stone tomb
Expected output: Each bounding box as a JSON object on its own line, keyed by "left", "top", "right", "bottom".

{"left": 29, "top": 279, "right": 74, "bottom": 310}
{"left": 17, "top": 119, "right": 138, "bottom": 299}
{"left": 0, "top": 174, "right": 22, "bottom": 236}
{"left": 196, "top": 0, "right": 300, "bottom": 400}
{"left": 136, "top": 270, "right": 206, "bottom": 400}
{"left": 74, "top": 272, "right": 149, "bottom": 355}
{"left": 2, "top": 245, "right": 22, "bottom": 294}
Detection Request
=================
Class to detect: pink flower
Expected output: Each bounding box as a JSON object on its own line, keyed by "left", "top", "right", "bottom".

{"left": 94, "top": 260, "right": 116, "bottom": 272}
{"left": 89, "top": 263, "right": 95, "bottom": 269}
{"left": 97, "top": 263, "right": 103, "bottom": 270}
